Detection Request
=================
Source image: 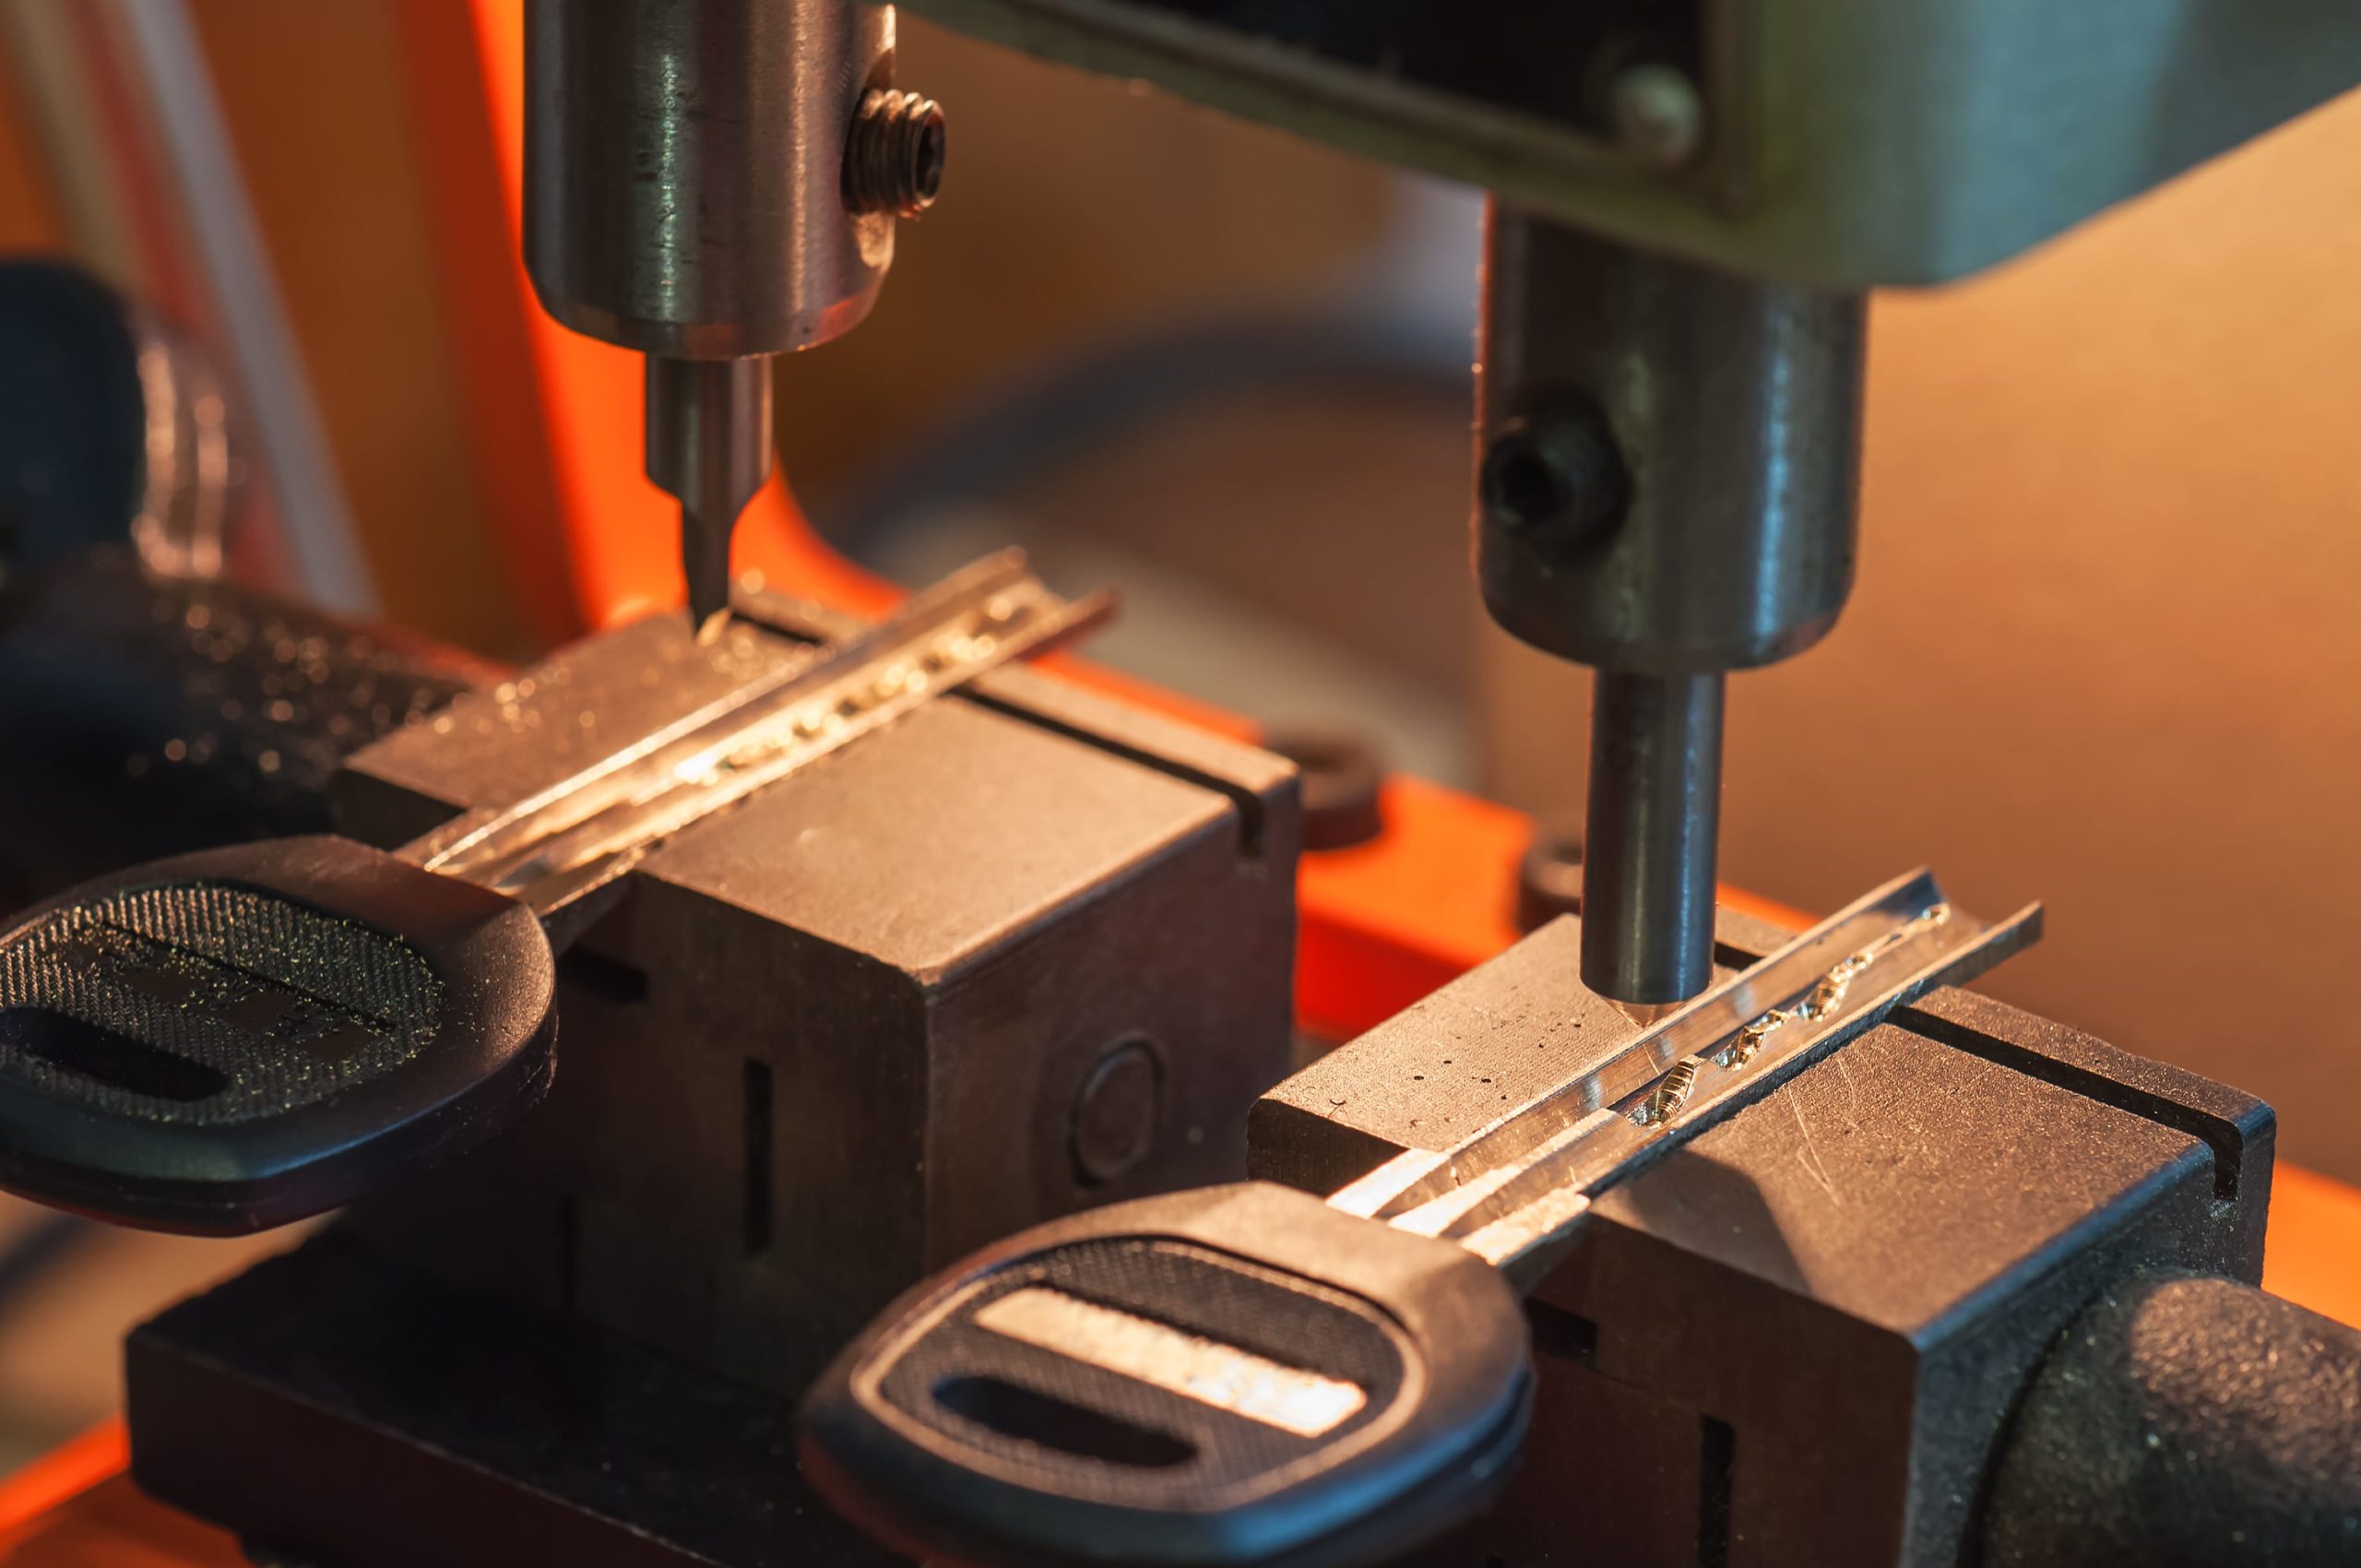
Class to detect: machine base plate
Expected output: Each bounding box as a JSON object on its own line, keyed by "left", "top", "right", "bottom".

{"left": 126, "top": 1233, "right": 901, "bottom": 1568}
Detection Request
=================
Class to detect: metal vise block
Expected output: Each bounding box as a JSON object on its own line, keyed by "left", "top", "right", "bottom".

{"left": 335, "top": 593, "right": 1300, "bottom": 1394}
{"left": 1254, "top": 909, "right": 2271, "bottom": 1567}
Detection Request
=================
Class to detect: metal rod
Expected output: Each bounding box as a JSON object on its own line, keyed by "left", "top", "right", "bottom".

{"left": 1477, "top": 206, "right": 1866, "bottom": 1011}
{"left": 1581, "top": 670, "right": 1726, "bottom": 1004}
{"left": 645, "top": 356, "right": 774, "bottom": 636}
{"left": 526, "top": 0, "right": 912, "bottom": 636}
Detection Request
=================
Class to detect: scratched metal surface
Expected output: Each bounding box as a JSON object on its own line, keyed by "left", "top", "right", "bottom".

{"left": 1249, "top": 904, "right": 1792, "bottom": 1196}
{"left": 1254, "top": 907, "right": 2271, "bottom": 1566}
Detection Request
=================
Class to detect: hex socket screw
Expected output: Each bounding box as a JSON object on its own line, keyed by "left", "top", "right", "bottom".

{"left": 1480, "top": 391, "right": 1630, "bottom": 554}
{"left": 843, "top": 89, "right": 947, "bottom": 218}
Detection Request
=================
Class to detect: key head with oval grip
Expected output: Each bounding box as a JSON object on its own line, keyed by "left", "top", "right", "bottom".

{"left": 800, "top": 1182, "right": 1534, "bottom": 1568}
{"left": 0, "top": 835, "right": 556, "bottom": 1234}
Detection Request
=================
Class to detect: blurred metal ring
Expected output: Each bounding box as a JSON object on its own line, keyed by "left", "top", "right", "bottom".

{"left": 127, "top": 306, "right": 234, "bottom": 580}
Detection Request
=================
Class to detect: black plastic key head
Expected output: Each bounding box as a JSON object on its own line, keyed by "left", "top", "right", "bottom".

{"left": 0, "top": 835, "right": 555, "bottom": 1233}
{"left": 801, "top": 1182, "right": 1534, "bottom": 1568}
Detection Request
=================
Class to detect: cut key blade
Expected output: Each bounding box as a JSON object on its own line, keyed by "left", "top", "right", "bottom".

{"left": 1354, "top": 871, "right": 2042, "bottom": 1288}
{"left": 398, "top": 550, "right": 1112, "bottom": 928}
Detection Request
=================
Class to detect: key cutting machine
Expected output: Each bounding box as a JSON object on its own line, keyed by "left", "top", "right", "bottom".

{"left": 0, "top": 4, "right": 2356, "bottom": 1567}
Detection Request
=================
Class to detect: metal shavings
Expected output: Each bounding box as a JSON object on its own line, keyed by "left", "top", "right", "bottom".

{"left": 701, "top": 617, "right": 1012, "bottom": 783}
{"left": 1636, "top": 1057, "right": 1701, "bottom": 1126}
{"left": 1716, "top": 1011, "right": 1786, "bottom": 1070}
{"left": 1644, "top": 903, "right": 1954, "bottom": 1123}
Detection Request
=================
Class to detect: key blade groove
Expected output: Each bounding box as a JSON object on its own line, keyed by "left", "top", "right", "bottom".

{"left": 1439, "top": 888, "right": 2041, "bottom": 1284}
{"left": 386, "top": 552, "right": 1113, "bottom": 926}
{"left": 403, "top": 550, "right": 1040, "bottom": 885}
{"left": 1355, "top": 870, "right": 1958, "bottom": 1223}
{"left": 504, "top": 585, "right": 1113, "bottom": 919}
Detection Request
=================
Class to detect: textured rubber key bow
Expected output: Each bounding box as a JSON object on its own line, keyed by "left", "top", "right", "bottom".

{"left": 0, "top": 835, "right": 552, "bottom": 1234}
{"left": 0, "top": 552, "right": 1107, "bottom": 1233}
{"left": 803, "top": 1182, "right": 1534, "bottom": 1568}
{"left": 801, "top": 870, "right": 2041, "bottom": 1568}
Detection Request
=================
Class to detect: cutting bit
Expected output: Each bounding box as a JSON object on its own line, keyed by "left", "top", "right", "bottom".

{"left": 646, "top": 355, "right": 776, "bottom": 639}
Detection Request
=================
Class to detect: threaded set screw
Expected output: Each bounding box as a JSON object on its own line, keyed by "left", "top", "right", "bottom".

{"left": 843, "top": 89, "right": 947, "bottom": 218}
